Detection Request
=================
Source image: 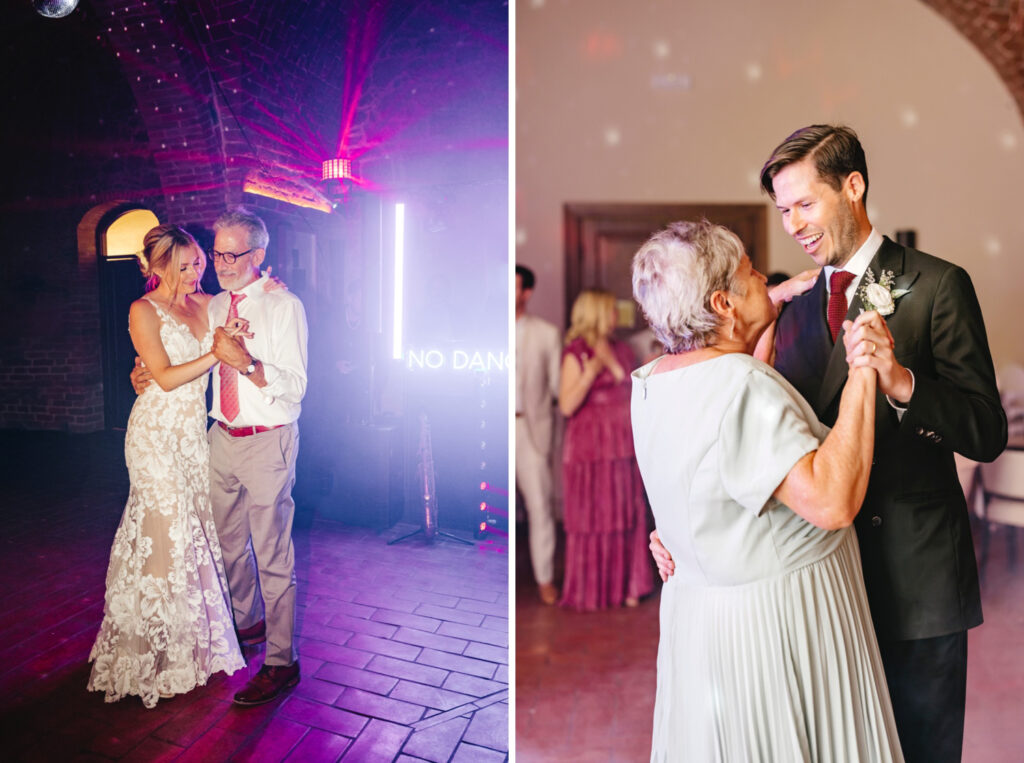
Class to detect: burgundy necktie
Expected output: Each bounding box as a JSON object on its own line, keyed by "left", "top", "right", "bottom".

{"left": 219, "top": 292, "right": 247, "bottom": 421}
{"left": 827, "top": 270, "right": 856, "bottom": 343}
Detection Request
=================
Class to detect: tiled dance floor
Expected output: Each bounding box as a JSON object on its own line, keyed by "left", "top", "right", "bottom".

{"left": 0, "top": 431, "right": 508, "bottom": 762}
{"left": 516, "top": 521, "right": 1024, "bottom": 762}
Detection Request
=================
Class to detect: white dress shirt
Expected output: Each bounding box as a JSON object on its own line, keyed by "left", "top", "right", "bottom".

{"left": 823, "top": 227, "right": 913, "bottom": 410}
{"left": 208, "top": 275, "right": 309, "bottom": 426}
{"left": 823, "top": 227, "right": 883, "bottom": 304}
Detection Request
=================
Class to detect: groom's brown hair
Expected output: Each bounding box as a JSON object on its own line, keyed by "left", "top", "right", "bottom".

{"left": 759, "top": 124, "right": 869, "bottom": 205}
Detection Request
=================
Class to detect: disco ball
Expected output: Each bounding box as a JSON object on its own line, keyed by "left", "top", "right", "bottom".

{"left": 33, "top": 0, "right": 80, "bottom": 19}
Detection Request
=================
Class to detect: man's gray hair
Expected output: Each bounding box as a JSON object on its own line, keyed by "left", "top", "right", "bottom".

{"left": 213, "top": 206, "right": 270, "bottom": 250}
{"left": 632, "top": 220, "right": 746, "bottom": 353}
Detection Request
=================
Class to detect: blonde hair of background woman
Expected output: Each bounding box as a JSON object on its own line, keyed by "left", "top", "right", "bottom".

{"left": 565, "top": 289, "right": 617, "bottom": 349}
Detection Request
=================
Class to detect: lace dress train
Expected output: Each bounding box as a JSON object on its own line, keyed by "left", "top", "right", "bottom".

{"left": 88, "top": 299, "right": 243, "bottom": 708}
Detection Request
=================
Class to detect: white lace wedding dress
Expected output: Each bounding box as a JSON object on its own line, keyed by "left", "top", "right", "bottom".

{"left": 88, "top": 297, "right": 244, "bottom": 708}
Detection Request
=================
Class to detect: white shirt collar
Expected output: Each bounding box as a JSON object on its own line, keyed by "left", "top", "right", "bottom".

{"left": 232, "top": 273, "right": 268, "bottom": 300}
{"left": 824, "top": 227, "right": 883, "bottom": 292}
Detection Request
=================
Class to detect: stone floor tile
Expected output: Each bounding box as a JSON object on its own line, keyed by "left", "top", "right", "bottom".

{"left": 442, "top": 672, "right": 507, "bottom": 697}
{"left": 481, "top": 615, "right": 508, "bottom": 632}
{"left": 451, "top": 742, "right": 507, "bottom": 762}
{"left": 454, "top": 599, "right": 508, "bottom": 618}
{"left": 334, "top": 686, "right": 426, "bottom": 725}
{"left": 463, "top": 642, "right": 508, "bottom": 665}
{"left": 414, "top": 602, "right": 486, "bottom": 626}
{"left": 370, "top": 608, "right": 444, "bottom": 632}
{"left": 293, "top": 676, "right": 345, "bottom": 705}
{"left": 401, "top": 716, "right": 470, "bottom": 763}
{"left": 284, "top": 728, "right": 350, "bottom": 762}
{"left": 328, "top": 612, "right": 399, "bottom": 638}
{"left": 341, "top": 718, "right": 413, "bottom": 761}
{"left": 297, "top": 638, "right": 374, "bottom": 669}
{"left": 231, "top": 716, "right": 308, "bottom": 762}
{"left": 315, "top": 662, "right": 400, "bottom": 695}
{"left": 437, "top": 622, "right": 508, "bottom": 648}
{"left": 390, "top": 680, "right": 477, "bottom": 712}
{"left": 462, "top": 702, "right": 508, "bottom": 752}
{"left": 415, "top": 648, "right": 498, "bottom": 679}
{"left": 347, "top": 633, "right": 423, "bottom": 661}
{"left": 279, "top": 695, "right": 367, "bottom": 738}
{"left": 365, "top": 654, "right": 449, "bottom": 686}
{"left": 392, "top": 626, "right": 469, "bottom": 654}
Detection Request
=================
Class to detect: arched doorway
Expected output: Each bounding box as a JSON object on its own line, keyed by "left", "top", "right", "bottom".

{"left": 96, "top": 206, "right": 158, "bottom": 429}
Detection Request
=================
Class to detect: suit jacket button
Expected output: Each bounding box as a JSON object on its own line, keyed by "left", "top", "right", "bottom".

{"left": 871, "top": 515, "right": 882, "bottom": 527}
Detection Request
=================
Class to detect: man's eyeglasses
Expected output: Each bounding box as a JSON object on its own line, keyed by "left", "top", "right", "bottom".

{"left": 208, "top": 248, "right": 254, "bottom": 264}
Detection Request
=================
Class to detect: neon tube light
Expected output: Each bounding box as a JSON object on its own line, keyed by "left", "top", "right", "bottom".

{"left": 392, "top": 203, "right": 405, "bottom": 360}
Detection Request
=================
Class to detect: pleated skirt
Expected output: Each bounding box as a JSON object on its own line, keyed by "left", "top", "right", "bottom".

{"left": 651, "top": 529, "right": 903, "bottom": 762}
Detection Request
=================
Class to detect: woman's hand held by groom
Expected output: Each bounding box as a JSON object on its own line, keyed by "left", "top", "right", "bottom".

{"left": 842, "top": 311, "right": 913, "bottom": 402}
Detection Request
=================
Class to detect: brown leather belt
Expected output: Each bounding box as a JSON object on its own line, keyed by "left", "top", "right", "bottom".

{"left": 218, "top": 421, "right": 284, "bottom": 438}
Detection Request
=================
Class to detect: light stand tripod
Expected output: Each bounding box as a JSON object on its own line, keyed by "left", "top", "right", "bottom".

{"left": 388, "top": 412, "right": 471, "bottom": 546}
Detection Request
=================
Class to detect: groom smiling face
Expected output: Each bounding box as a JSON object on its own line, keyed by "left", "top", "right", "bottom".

{"left": 212, "top": 224, "right": 266, "bottom": 292}
{"left": 771, "top": 157, "right": 868, "bottom": 269}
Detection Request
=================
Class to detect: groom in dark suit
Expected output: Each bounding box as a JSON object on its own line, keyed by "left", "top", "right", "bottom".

{"left": 653, "top": 125, "right": 1006, "bottom": 762}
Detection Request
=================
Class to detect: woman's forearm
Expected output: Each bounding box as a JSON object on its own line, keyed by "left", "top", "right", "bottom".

{"left": 776, "top": 368, "right": 876, "bottom": 529}
{"left": 559, "top": 354, "right": 600, "bottom": 417}
{"left": 147, "top": 352, "right": 218, "bottom": 392}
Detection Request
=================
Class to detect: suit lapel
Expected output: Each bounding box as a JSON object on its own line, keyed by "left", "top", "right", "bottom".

{"left": 816, "top": 237, "right": 914, "bottom": 412}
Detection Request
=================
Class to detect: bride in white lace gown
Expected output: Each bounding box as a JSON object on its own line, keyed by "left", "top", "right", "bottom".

{"left": 88, "top": 224, "right": 244, "bottom": 708}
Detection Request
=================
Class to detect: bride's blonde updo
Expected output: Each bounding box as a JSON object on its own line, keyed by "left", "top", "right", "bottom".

{"left": 138, "top": 223, "right": 203, "bottom": 295}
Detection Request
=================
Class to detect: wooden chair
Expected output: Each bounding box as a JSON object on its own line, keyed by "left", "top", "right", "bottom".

{"left": 975, "top": 449, "right": 1024, "bottom": 576}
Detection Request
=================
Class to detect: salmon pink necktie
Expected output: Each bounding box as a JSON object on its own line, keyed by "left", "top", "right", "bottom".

{"left": 219, "top": 292, "right": 246, "bottom": 421}
{"left": 827, "top": 270, "right": 856, "bottom": 343}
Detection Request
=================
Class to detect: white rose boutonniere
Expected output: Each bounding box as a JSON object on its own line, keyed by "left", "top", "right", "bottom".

{"left": 858, "top": 269, "right": 910, "bottom": 317}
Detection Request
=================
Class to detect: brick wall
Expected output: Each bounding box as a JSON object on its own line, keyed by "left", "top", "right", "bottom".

{"left": 922, "top": 1, "right": 1024, "bottom": 118}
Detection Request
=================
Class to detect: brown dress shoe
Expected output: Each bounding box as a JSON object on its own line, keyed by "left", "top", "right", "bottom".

{"left": 237, "top": 620, "right": 266, "bottom": 647}
{"left": 232, "top": 662, "right": 300, "bottom": 706}
{"left": 538, "top": 582, "right": 559, "bottom": 605}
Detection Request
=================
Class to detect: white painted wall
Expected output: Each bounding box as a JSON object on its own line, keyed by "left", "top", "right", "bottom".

{"left": 517, "top": 0, "right": 1024, "bottom": 372}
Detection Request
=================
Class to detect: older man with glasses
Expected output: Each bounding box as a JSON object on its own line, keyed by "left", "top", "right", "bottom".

{"left": 205, "top": 206, "right": 308, "bottom": 706}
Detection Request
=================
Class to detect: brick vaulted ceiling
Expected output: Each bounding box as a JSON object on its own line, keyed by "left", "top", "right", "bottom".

{"left": 7, "top": 2, "right": 1021, "bottom": 221}
{"left": 31, "top": 0, "right": 508, "bottom": 223}
{"left": 921, "top": 0, "right": 1024, "bottom": 119}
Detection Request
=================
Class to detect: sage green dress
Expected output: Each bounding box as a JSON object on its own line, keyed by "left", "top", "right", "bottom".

{"left": 631, "top": 353, "right": 902, "bottom": 762}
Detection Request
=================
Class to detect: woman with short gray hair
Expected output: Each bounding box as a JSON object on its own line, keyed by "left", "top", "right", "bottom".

{"left": 631, "top": 219, "right": 903, "bottom": 761}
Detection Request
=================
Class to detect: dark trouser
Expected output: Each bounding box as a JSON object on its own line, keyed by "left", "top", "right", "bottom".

{"left": 879, "top": 631, "right": 968, "bottom": 763}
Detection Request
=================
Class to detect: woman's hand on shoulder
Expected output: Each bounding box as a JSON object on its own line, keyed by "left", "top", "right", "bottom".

{"left": 769, "top": 268, "right": 819, "bottom": 307}
{"left": 262, "top": 266, "right": 288, "bottom": 293}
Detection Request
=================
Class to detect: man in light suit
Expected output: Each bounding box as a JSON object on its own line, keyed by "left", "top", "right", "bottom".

{"left": 652, "top": 125, "right": 1006, "bottom": 762}
{"left": 516, "top": 265, "right": 562, "bottom": 605}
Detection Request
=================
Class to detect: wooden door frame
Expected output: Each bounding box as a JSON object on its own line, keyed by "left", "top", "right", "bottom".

{"left": 563, "top": 202, "right": 768, "bottom": 328}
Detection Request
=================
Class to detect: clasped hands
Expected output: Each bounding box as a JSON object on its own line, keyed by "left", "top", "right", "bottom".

{"left": 212, "top": 317, "right": 254, "bottom": 370}
{"left": 130, "top": 317, "right": 255, "bottom": 393}
{"left": 841, "top": 310, "right": 913, "bottom": 404}
{"left": 582, "top": 338, "right": 625, "bottom": 382}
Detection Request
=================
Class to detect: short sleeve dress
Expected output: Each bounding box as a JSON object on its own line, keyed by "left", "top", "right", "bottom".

{"left": 631, "top": 353, "right": 902, "bottom": 762}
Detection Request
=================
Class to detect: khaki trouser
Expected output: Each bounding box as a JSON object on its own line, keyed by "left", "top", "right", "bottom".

{"left": 516, "top": 416, "right": 556, "bottom": 585}
{"left": 209, "top": 421, "right": 299, "bottom": 666}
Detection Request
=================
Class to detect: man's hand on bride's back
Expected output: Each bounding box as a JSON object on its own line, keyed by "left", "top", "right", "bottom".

{"left": 650, "top": 529, "right": 675, "bottom": 582}
{"left": 130, "top": 357, "right": 153, "bottom": 395}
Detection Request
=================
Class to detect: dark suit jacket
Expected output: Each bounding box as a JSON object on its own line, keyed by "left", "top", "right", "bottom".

{"left": 774, "top": 236, "right": 1006, "bottom": 642}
